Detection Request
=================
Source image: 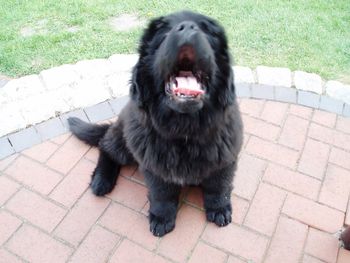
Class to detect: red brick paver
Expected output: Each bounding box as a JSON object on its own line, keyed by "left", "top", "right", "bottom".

{"left": 319, "top": 165, "right": 350, "bottom": 212}
{"left": 1, "top": 98, "right": 349, "bottom": 263}
{"left": 107, "top": 176, "right": 148, "bottom": 211}
{"left": 188, "top": 241, "right": 227, "bottom": 263}
{"left": 54, "top": 190, "right": 110, "bottom": 246}
{"left": 312, "top": 110, "right": 337, "bottom": 128}
{"left": 289, "top": 104, "right": 313, "bottom": 119}
{"left": 0, "top": 176, "right": 20, "bottom": 205}
{"left": 304, "top": 228, "right": 339, "bottom": 263}
{"left": 337, "top": 248, "right": 350, "bottom": 263}
{"left": 5, "top": 156, "right": 62, "bottom": 195}
{"left": 0, "top": 153, "right": 18, "bottom": 171}
{"left": 22, "top": 141, "right": 59, "bottom": 163}
{"left": 0, "top": 248, "right": 23, "bottom": 263}
{"left": 263, "top": 163, "right": 321, "bottom": 199}
{"left": 110, "top": 239, "right": 170, "bottom": 263}
{"left": 303, "top": 254, "right": 326, "bottom": 263}
{"left": 346, "top": 202, "right": 350, "bottom": 226}
{"left": 244, "top": 183, "right": 286, "bottom": 236}
{"left": 99, "top": 202, "right": 159, "bottom": 250}
{"left": 69, "top": 225, "right": 120, "bottom": 263}
{"left": 336, "top": 116, "right": 350, "bottom": 134}
{"left": 279, "top": 115, "right": 309, "bottom": 150}
{"left": 283, "top": 193, "right": 344, "bottom": 233}
{"left": 202, "top": 223, "right": 269, "bottom": 262}
{"left": 158, "top": 205, "right": 206, "bottom": 262}
{"left": 47, "top": 136, "right": 90, "bottom": 174}
{"left": 233, "top": 153, "right": 266, "bottom": 200}
{"left": 0, "top": 211, "right": 22, "bottom": 246}
{"left": 6, "top": 189, "right": 66, "bottom": 232}
{"left": 246, "top": 136, "right": 299, "bottom": 168}
{"left": 227, "top": 256, "right": 246, "bottom": 263}
{"left": 264, "top": 216, "right": 308, "bottom": 263}
{"left": 260, "top": 100, "right": 289, "bottom": 125}
{"left": 49, "top": 158, "right": 93, "bottom": 208}
{"left": 242, "top": 115, "right": 280, "bottom": 141}
{"left": 298, "top": 138, "right": 330, "bottom": 179}
{"left": 6, "top": 225, "right": 73, "bottom": 263}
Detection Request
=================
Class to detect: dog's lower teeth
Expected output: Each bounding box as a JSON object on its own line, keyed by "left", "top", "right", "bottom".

{"left": 174, "top": 92, "right": 197, "bottom": 98}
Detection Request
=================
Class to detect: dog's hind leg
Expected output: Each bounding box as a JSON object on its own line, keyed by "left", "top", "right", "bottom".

{"left": 91, "top": 150, "right": 120, "bottom": 196}
{"left": 91, "top": 121, "right": 136, "bottom": 196}
{"left": 68, "top": 117, "right": 135, "bottom": 196}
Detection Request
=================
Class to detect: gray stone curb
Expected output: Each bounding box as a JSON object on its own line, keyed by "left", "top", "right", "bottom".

{"left": 8, "top": 126, "right": 42, "bottom": 152}
{"left": 1, "top": 86, "right": 348, "bottom": 160}
{"left": 1, "top": 56, "right": 349, "bottom": 160}
{"left": 0, "top": 137, "right": 15, "bottom": 159}
{"left": 84, "top": 101, "right": 115, "bottom": 123}
{"left": 0, "top": 95, "right": 129, "bottom": 159}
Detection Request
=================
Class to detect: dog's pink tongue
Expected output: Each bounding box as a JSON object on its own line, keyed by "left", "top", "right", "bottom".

{"left": 174, "top": 75, "right": 204, "bottom": 96}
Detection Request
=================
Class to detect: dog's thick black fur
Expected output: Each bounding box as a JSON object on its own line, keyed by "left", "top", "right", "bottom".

{"left": 68, "top": 10, "right": 243, "bottom": 236}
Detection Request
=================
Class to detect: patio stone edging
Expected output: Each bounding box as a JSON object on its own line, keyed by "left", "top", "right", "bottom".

{"left": 0, "top": 55, "right": 349, "bottom": 159}
{"left": 234, "top": 65, "right": 350, "bottom": 115}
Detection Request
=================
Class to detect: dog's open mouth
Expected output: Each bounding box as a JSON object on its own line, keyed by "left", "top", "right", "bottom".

{"left": 165, "top": 46, "right": 206, "bottom": 100}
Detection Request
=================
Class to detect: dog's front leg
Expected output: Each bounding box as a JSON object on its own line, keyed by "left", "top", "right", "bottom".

{"left": 202, "top": 164, "right": 235, "bottom": 227}
{"left": 144, "top": 170, "right": 181, "bottom": 237}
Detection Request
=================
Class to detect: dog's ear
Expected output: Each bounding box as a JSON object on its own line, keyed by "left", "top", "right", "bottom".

{"left": 217, "top": 70, "right": 236, "bottom": 107}
{"left": 138, "top": 17, "right": 165, "bottom": 58}
{"left": 130, "top": 64, "right": 151, "bottom": 108}
{"left": 130, "top": 17, "right": 165, "bottom": 108}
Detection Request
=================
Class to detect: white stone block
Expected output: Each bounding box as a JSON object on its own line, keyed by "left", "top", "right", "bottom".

{"left": 0, "top": 74, "right": 45, "bottom": 103}
{"left": 67, "top": 78, "right": 112, "bottom": 108}
{"left": 109, "top": 54, "right": 138, "bottom": 73}
{"left": 233, "top": 66, "right": 255, "bottom": 83}
{"left": 75, "top": 59, "right": 115, "bottom": 79}
{"left": 107, "top": 72, "right": 132, "bottom": 97}
{"left": 0, "top": 103, "right": 27, "bottom": 136}
{"left": 256, "top": 66, "right": 292, "bottom": 87}
{"left": 40, "top": 64, "right": 81, "bottom": 90}
{"left": 294, "top": 71, "right": 323, "bottom": 94}
{"left": 20, "top": 92, "right": 70, "bottom": 125}
{"left": 326, "top": 80, "right": 350, "bottom": 104}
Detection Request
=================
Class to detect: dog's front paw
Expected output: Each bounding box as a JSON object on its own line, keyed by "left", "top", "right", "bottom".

{"left": 206, "top": 205, "right": 232, "bottom": 227}
{"left": 149, "top": 213, "right": 175, "bottom": 237}
{"left": 90, "top": 171, "right": 115, "bottom": 196}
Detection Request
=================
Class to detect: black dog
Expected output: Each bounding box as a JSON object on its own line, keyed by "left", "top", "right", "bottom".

{"left": 68, "top": 10, "right": 243, "bottom": 236}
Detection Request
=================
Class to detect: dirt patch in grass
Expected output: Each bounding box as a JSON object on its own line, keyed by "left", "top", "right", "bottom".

{"left": 20, "top": 19, "right": 49, "bottom": 37}
{"left": 66, "top": 26, "right": 80, "bottom": 33}
{"left": 20, "top": 19, "right": 79, "bottom": 37}
{"left": 109, "top": 14, "right": 145, "bottom": 32}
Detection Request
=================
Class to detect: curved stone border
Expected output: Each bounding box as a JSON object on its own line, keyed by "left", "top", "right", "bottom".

{"left": 0, "top": 95, "right": 129, "bottom": 159}
{"left": 0, "top": 55, "right": 349, "bottom": 159}
{"left": 234, "top": 65, "right": 350, "bottom": 116}
{"left": 0, "top": 55, "right": 138, "bottom": 136}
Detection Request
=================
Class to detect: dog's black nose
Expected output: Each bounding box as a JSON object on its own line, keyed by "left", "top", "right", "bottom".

{"left": 176, "top": 21, "right": 198, "bottom": 32}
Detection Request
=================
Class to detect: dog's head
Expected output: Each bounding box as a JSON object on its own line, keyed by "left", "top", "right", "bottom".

{"left": 131, "top": 11, "right": 235, "bottom": 114}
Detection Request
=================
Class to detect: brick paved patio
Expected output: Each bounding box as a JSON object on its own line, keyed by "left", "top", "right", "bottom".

{"left": 0, "top": 98, "right": 350, "bottom": 263}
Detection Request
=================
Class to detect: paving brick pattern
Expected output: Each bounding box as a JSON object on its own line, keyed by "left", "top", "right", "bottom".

{"left": 0, "top": 98, "right": 349, "bottom": 263}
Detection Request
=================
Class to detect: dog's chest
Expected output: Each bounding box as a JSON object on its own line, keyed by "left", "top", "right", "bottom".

{"left": 127, "top": 128, "right": 236, "bottom": 184}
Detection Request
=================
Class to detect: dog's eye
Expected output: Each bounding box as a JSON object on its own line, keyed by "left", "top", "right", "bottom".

{"left": 155, "top": 19, "right": 171, "bottom": 31}
{"left": 200, "top": 20, "right": 222, "bottom": 39}
{"left": 199, "top": 21, "right": 210, "bottom": 32}
{"left": 155, "top": 21, "right": 164, "bottom": 29}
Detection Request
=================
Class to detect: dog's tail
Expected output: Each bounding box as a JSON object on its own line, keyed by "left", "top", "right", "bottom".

{"left": 67, "top": 117, "right": 110, "bottom": 147}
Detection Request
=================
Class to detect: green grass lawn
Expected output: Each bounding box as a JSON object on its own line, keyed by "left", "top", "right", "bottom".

{"left": 0, "top": 0, "right": 349, "bottom": 82}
